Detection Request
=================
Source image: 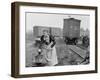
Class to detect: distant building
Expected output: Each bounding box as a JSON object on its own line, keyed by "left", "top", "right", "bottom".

{"left": 85, "top": 29, "right": 90, "bottom": 37}
{"left": 80, "top": 28, "right": 85, "bottom": 36}
{"left": 80, "top": 28, "right": 90, "bottom": 37}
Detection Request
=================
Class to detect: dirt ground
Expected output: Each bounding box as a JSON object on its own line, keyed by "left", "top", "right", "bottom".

{"left": 25, "top": 36, "right": 88, "bottom": 67}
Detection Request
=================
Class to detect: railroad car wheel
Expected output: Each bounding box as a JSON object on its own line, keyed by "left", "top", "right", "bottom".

{"left": 65, "top": 39, "right": 68, "bottom": 44}
{"left": 74, "top": 39, "right": 78, "bottom": 45}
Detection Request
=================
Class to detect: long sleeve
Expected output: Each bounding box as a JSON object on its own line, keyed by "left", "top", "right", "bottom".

{"left": 50, "top": 35, "right": 56, "bottom": 48}
{"left": 40, "top": 35, "right": 44, "bottom": 43}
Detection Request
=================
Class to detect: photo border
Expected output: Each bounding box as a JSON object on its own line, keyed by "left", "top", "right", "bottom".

{"left": 11, "top": 2, "right": 98, "bottom": 78}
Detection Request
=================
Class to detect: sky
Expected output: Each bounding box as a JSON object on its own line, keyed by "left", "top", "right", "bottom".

{"left": 26, "top": 12, "right": 90, "bottom": 33}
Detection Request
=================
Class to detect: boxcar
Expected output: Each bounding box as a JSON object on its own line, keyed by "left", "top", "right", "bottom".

{"left": 50, "top": 27, "right": 62, "bottom": 38}
{"left": 33, "top": 26, "right": 50, "bottom": 37}
{"left": 63, "top": 18, "right": 81, "bottom": 44}
{"left": 33, "top": 26, "right": 62, "bottom": 38}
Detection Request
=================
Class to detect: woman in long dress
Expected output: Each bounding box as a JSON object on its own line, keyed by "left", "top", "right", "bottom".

{"left": 40, "top": 30, "right": 58, "bottom": 66}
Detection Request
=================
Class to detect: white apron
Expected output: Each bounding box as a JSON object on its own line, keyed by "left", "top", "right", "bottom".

{"left": 42, "top": 46, "right": 58, "bottom": 66}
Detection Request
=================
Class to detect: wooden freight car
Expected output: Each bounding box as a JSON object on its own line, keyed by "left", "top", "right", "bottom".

{"left": 33, "top": 26, "right": 62, "bottom": 38}
{"left": 63, "top": 18, "right": 81, "bottom": 44}
{"left": 33, "top": 26, "right": 50, "bottom": 37}
{"left": 50, "top": 27, "right": 62, "bottom": 38}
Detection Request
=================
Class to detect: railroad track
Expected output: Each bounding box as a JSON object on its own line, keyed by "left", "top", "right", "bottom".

{"left": 68, "top": 45, "right": 87, "bottom": 59}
